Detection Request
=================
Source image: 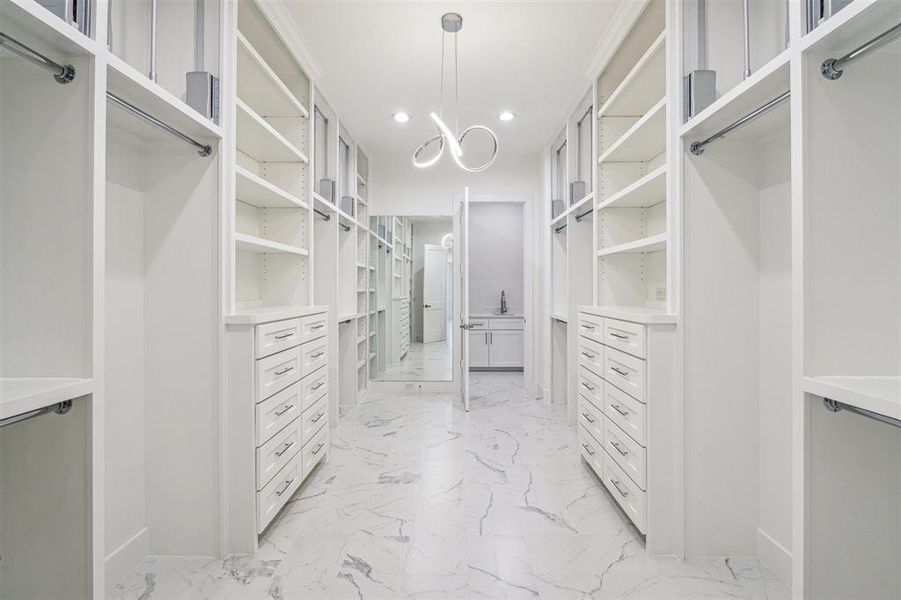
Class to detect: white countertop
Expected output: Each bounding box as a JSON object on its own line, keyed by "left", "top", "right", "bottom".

{"left": 469, "top": 313, "right": 523, "bottom": 319}
{"left": 0, "top": 377, "right": 94, "bottom": 420}
{"left": 577, "top": 305, "right": 678, "bottom": 325}
{"left": 226, "top": 305, "right": 328, "bottom": 326}
{"left": 803, "top": 376, "right": 901, "bottom": 422}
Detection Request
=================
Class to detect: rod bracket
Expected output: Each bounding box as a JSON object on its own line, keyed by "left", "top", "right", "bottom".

{"left": 820, "top": 58, "right": 843, "bottom": 80}
{"left": 54, "top": 64, "right": 77, "bottom": 84}
{"left": 690, "top": 142, "right": 704, "bottom": 156}
{"left": 198, "top": 145, "right": 213, "bottom": 157}
{"left": 823, "top": 397, "right": 842, "bottom": 412}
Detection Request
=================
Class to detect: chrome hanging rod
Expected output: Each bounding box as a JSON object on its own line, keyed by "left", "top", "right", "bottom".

{"left": 575, "top": 208, "right": 593, "bottom": 223}
{"left": 690, "top": 91, "right": 790, "bottom": 156}
{"left": 107, "top": 92, "right": 213, "bottom": 157}
{"left": 554, "top": 222, "right": 568, "bottom": 233}
{"left": 822, "top": 21, "right": 901, "bottom": 80}
{"left": 823, "top": 397, "right": 901, "bottom": 429}
{"left": 0, "top": 32, "right": 76, "bottom": 84}
{"left": 0, "top": 400, "right": 73, "bottom": 430}
{"left": 340, "top": 222, "right": 351, "bottom": 232}
{"left": 313, "top": 208, "right": 331, "bottom": 222}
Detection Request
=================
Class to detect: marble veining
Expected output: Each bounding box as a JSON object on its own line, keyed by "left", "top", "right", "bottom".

{"left": 110, "top": 372, "right": 790, "bottom": 599}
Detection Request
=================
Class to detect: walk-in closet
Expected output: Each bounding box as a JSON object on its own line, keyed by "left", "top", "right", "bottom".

{"left": 2, "top": 0, "right": 900, "bottom": 598}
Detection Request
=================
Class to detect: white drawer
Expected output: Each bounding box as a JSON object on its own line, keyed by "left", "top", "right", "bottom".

{"left": 602, "top": 415, "right": 647, "bottom": 490}
{"left": 578, "top": 394, "right": 604, "bottom": 444}
{"left": 257, "top": 455, "right": 302, "bottom": 533}
{"left": 603, "top": 318, "right": 646, "bottom": 359}
{"left": 602, "top": 453, "right": 647, "bottom": 533}
{"left": 578, "top": 425, "right": 604, "bottom": 476}
{"left": 489, "top": 318, "right": 523, "bottom": 330}
{"left": 301, "top": 396, "right": 328, "bottom": 443}
{"left": 578, "top": 312, "right": 604, "bottom": 343}
{"left": 302, "top": 424, "right": 329, "bottom": 475}
{"left": 300, "top": 366, "right": 328, "bottom": 412}
{"left": 256, "top": 417, "right": 301, "bottom": 490}
{"left": 300, "top": 312, "right": 328, "bottom": 343}
{"left": 299, "top": 337, "right": 328, "bottom": 377}
{"left": 255, "top": 318, "right": 302, "bottom": 359}
{"left": 578, "top": 365, "right": 604, "bottom": 408}
{"left": 256, "top": 346, "right": 303, "bottom": 401}
{"left": 604, "top": 346, "right": 646, "bottom": 403}
{"left": 256, "top": 380, "right": 302, "bottom": 445}
{"left": 469, "top": 319, "right": 489, "bottom": 330}
{"left": 604, "top": 382, "right": 647, "bottom": 446}
{"left": 578, "top": 336, "right": 604, "bottom": 377}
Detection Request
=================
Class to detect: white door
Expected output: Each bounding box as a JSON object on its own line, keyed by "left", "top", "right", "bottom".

{"left": 461, "top": 187, "right": 471, "bottom": 411}
{"left": 488, "top": 330, "right": 524, "bottom": 368}
{"left": 468, "top": 330, "right": 490, "bottom": 367}
{"left": 423, "top": 243, "right": 447, "bottom": 343}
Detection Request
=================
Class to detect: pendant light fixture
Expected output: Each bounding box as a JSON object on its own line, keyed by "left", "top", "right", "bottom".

{"left": 412, "top": 13, "right": 499, "bottom": 173}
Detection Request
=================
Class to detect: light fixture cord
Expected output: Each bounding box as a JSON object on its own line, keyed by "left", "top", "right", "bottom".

{"left": 439, "top": 29, "right": 445, "bottom": 120}
{"left": 454, "top": 29, "right": 459, "bottom": 136}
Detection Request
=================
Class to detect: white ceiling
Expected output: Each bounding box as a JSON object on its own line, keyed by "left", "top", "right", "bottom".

{"left": 281, "top": 1, "right": 622, "bottom": 163}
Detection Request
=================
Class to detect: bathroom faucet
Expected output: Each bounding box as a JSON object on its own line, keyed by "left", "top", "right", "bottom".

{"left": 500, "top": 290, "right": 508, "bottom": 314}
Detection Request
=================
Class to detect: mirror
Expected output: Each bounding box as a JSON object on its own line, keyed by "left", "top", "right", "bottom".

{"left": 371, "top": 216, "right": 454, "bottom": 382}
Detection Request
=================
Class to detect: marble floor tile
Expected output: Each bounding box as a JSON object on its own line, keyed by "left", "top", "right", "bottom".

{"left": 110, "top": 372, "right": 791, "bottom": 600}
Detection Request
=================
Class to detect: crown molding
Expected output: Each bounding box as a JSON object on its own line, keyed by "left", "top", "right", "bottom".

{"left": 254, "top": 0, "right": 324, "bottom": 81}
{"left": 585, "top": 0, "right": 649, "bottom": 79}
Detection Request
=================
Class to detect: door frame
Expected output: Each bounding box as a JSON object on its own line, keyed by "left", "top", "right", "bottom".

{"left": 454, "top": 193, "right": 535, "bottom": 399}
{"left": 422, "top": 243, "right": 448, "bottom": 343}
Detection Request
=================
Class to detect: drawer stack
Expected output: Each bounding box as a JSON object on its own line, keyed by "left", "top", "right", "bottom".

{"left": 577, "top": 311, "right": 648, "bottom": 533}
{"left": 253, "top": 311, "right": 330, "bottom": 533}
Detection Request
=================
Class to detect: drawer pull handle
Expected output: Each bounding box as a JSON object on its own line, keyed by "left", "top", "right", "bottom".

{"left": 610, "top": 404, "right": 629, "bottom": 417}
{"left": 311, "top": 351, "right": 325, "bottom": 359}
{"left": 581, "top": 382, "right": 595, "bottom": 391}
{"left": 310, "top": 324, "right": 325, "bottom": 330}
{"left": 274, "top": 366, "right": 295, "bottom": 377}
{"left": 610, "top": 440, "right": 629, "bottom": 456}
{"left": 581, "top": 442, "right": 596, "bottom": 456}
{"left": 581, "top": 324, "right": 595, "bottom": 330}
{"left": 581, "top": 351, "right": 594, "bottom": 358}
{"left": 275, "top": 404, "right": 295, "bottom": 417}
{"left": 609, "top": 332, "right": 629, "bottom": 340}
{"left": 312, "top": 442, "right": 325, "bottom": 455}
{"left": 610, "top": 478, "right": 629, "bottom": 498}
{"left": 312, "top": 411, "right": 325, "bottom": 423}
{"left": 610, "top": 366, "right": 629, "bottom": 378}
{"left": 274, "top": 332, "right": 295, "bottom": 340}
{"left": 276, "top": 477, "right": 295, "bottom": 496}
{"left": 581, "top": 411, "right": 595, "bottom": 423}
{"left": 312, "top": 382, "right": 325, "bottom": 391}
{"left": 275, "top": 440, "right": 295, "bottom": 457}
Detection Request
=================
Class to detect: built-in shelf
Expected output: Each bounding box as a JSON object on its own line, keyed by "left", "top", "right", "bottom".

{"left": 598, "top": 165, "right": 667, "bottom": 210}
{"left": 598, "top": 31, "right": 666, "bottom": 118}
{"left": 107, "top": 53, "right": 222, "bottom": 143}
{"left": 356, "top": 194, "right": 367, "bottom": 206}
{"left": 0, "top": 377, "right": 94, "bottom": 421}
{"left": 235, "top": 166, "right": 308, "bottom": 209}
{"left": 312, "top": 191, "right": 335, "bottom": 210}
{"left": 236, "top": 99, "right": 309, "bottom": 163}
{"left": 799, "top": 0, "right": 898, "bottom": 56}
{"left": 681, "top": 50, "right": 790, "bottom": 141}
{"left": 237, "top": 31, "right": 309, "bottom": 119}
{"left": 337, "top": 209, "right": 356, "bottom": 228}
{"left": 357, "top": 359, "right": 367, "bottom": 369}
{"left": 235, "top": 232, "right": 308, "bottom": 256}
{"left": 369, "top": 352, "right": 376, "bottom": 360}
{"left": 2, "top": 0, "right": 99, "bottom": 58}
{"left": 803, "top": 376, "right": 901, "bottom": 422}
{"left": 357, "top": 173, "right": 367, "bottom": 186}
{"left": 337, "top": 313, "right": 356, "bottom": 323}
{"left": 597, "top": 233, "right": 667, "bottom": 257}
{"left": 551, "top": 313, "right": 568, "bottom": 323}
{"left": 598, "top": 97, "right": 666, "bottom": 164}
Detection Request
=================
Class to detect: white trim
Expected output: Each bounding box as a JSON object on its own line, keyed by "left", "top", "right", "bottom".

{"left": 757, "top": 528, "right": 793, "bottom": 585}
{"left": 584, "top": 0, "right": 649, "bottom": 79}
{"left": 253, "top": 0, "right": 324, "bottom": 81}
{"left": 104, "top": 527, "right": 149, "bottom": 590}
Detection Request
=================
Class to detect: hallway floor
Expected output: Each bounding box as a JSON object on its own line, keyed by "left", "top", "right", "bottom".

{"left": 111, "top": 373, "right": 789, "bottom": 599}
{"left": 378, "top": 321, "right": 453, "bottom": 382}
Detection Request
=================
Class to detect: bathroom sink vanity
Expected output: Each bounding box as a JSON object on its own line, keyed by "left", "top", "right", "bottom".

{"left": 468, "top": 314, "right": 524, "bottom": 369}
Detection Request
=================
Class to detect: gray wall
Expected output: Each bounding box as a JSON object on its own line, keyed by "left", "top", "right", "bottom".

{"left": 469, "top": 202, "right": 524, "bottom": 314}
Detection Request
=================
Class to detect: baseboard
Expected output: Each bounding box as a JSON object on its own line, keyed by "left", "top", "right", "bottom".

{"left": 105, "top": 527, "right": 149, "bottom": 591}
{"left": 369, "top": 380, "right": 457, "bottom": 394}
{"left": 756, "top": 528, "right": 792, "bottom": 585}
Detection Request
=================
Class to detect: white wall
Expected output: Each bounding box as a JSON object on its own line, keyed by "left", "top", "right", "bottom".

{"left": 468, "top": 203, "right": 524, "bottom": 314}
{"left": 370, "top": 153, "right": 540, "bottom": 216}
{"left": 410, "top": 218, "right": 452, "bottom": 341}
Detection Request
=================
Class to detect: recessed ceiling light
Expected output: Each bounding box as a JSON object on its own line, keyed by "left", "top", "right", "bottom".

{"left": 392, "top": 112, "right": 410, "bottom": 123}
{"left": 499, "top": 111, "right": 516, "bottom": 122}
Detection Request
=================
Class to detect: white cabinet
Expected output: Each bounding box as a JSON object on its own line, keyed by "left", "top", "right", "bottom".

{"left": 468, "top": 317, "right": 524, "bottom": 369}
{"left": 489, "top": 330, "right": 523, "bottom": 367}
{"left": 469, "top": 330, "right": 490, "bottom": 367}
